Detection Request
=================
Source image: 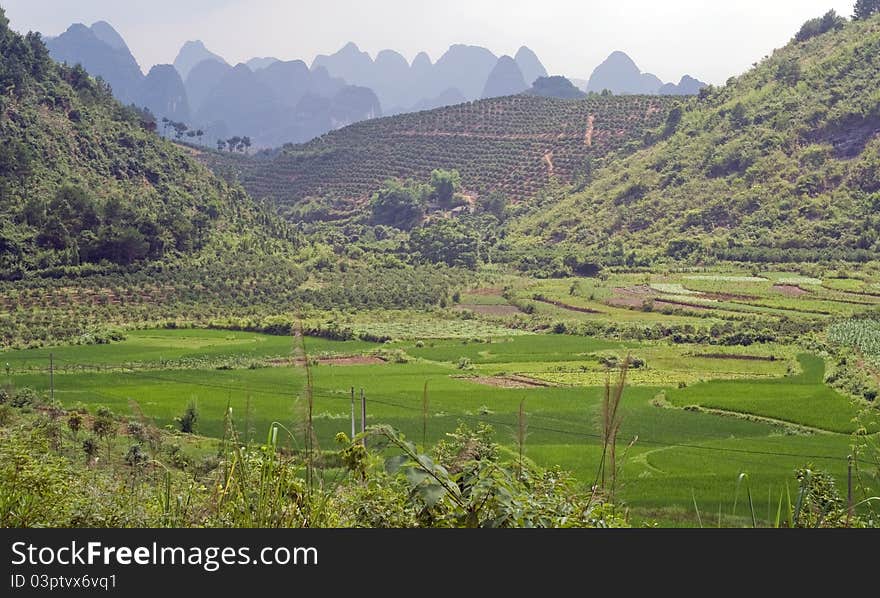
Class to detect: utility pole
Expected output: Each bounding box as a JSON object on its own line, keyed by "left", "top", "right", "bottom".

{"left": 360, "top": 388, "right": 366, "bottom": 448}
{"left": 350, "top": 387, "right": 356, "bottom": 440}
{"left": 49, "top": 353, "right": 55, "bottom": 403}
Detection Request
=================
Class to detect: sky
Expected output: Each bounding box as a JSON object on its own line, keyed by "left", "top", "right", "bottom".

{"left": 2, "top": 0, "right": 858, "bottom": 84}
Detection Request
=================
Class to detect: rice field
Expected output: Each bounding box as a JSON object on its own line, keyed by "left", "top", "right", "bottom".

{"left": 3, "top": 325, "right": 876, "bottom": 526}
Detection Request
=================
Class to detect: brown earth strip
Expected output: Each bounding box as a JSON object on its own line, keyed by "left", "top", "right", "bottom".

{"left": 773, "top": 284, "right": 809, "bottom": 297}
{"left": 454, "top": 304, "right": 522, "bottom": 316}
{"left": 691, "top": 353, "right": 778, "bottom": 362}
{"left": 273, "top": 356, "right": 386, "bottom": 367}
{"left": 534, "top": 297, "right": 603, "bottom": 314}
{"left": 461, "top": 375, "right": 554, "bottom": 389}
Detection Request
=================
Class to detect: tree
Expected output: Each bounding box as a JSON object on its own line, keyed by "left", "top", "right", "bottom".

{"left": 216, "top": 139, "right": 226, "bottom": 152}
{"left": 67, "top": 412, "right": 83, "bottom": 440}
{"left": 369, "top": 179, "right": 426, "bottom": 230}
{"left": 795, "top": 10, "right": 846, "bottom": 42}
{"left": 176, "top": 400, "right": 198, "bottom": 434}
{"left": 91, "top": 407, "right": 116, "bottom": 460}
{"left": 429, "top": 169, "right": 462, "bottom": 208}
{"left": 82, "top": 437, "right": 98, "bottom": 465}
{"left": 409, "top": 218, "right": 478, "bottom": 268}
{"left": 477, "top": 191, "right": 508, "bottom": 220}
{"left": 172, "top": 121, "right": 188, "bottom": 140}
{"left": 242, "top": 136, "right": 252, "bottom": 155}
{"left": 854, "top": 0, "right": 880, "bottom": 20}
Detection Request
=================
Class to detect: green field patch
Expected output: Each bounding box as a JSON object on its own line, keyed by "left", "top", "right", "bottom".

{"left": 403, "top": 334, "right": 624, "bottom": 365}
{"left": 650, "top": 283, "right": 701, "bottom": 296}
{"left": 684, "top": 275, "right": 768, "bottom": 283}
{"left": 665, "top": 354, "right": 872, "bottom": 433}
{"left": 0, "top": 328, "right": 383, "bottom": 373}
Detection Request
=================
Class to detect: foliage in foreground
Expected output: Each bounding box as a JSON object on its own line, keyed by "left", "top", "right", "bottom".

{"left": 0, "top": 399, "right": 626, "bottom": 528}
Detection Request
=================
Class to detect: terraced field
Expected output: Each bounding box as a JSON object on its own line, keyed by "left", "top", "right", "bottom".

{"left": 202, "top": 95, "right": 680, "bottom": 211}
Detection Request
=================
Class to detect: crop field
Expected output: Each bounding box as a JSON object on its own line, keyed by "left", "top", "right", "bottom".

{"left": 479, "top": 270, "right": 880, "bottom": 332}
{"left": 4, "top": 322, "right": 877, "bottom": 527}
{"left": 203, "top": 95, "right": 679, "bottom": 211}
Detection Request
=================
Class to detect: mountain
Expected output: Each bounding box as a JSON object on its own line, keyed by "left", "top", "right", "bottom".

{"left": 140, "top": 64, "right": 191, "bottom": 122}
{"left": 184, "top": 59, "right": 232, "bottom": 114}
{"left": 46, "top": 22, "right": 143, "bottom": 105}
{"left": 519, "top": 15, "right": 880, "bottom": 263}
{"left": 0, "top": 9, "right": 284, "bottom": 278}
{"left": 411, "top": 88, "right": 467, "bottom": 112}
{"left": 525, "top": 76, "right": 586, "bottom": 99}
{"left": 173, "top": 40, "right": 228, "bottom": 80}
{"left": 245, "top": 57, "right": 279, "bottom": 71}
{"left": 586, "top": 51, "right": 663, "bottom": 94}
{"left": 311, "top": 42, "right": 374, "bottom": 87}
{"left": 514, "top": 46, "right": 548, "bottom": 87}
{"left": 203, "top": 94, "right": 677, "bottom": 212}
{"left": 196, "top": 64, "right": 285, "bottom": 138}
{"left": 659, "top": 75, "right": 707, "bottom": 96}
{"left": 254, "top": 59, "right": 314, "bottom": 107}
{"left": 371, "top": 49, "right": 412, "bottom": 110}
{"left": 431, "top": 44, "right": 498, "bottom": 100}
{"left": 482, "top": 56, "right": 528, "bottom": 99}
{"left": 89, "top": 20, "right": 129, "bottom": 51}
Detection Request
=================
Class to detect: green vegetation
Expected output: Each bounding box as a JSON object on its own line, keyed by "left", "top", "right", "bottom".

{"left": 3, "top": 8, "right": 880, "bottom": 529}
{"left": 0, "top": 9, "right": 296, "bottom": 277}
{"left": 2, "top": 321, "right": 878, "bottom": 527}
{"left": 204, "top": 94, "right": 678, "bottom": 212}
{"left": 517, "top": 14, "right": 880, "bottom": 265}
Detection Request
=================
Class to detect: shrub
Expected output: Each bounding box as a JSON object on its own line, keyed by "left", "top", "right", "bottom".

{"left": 176, "top": 400, "right": 199, "bottom": 434}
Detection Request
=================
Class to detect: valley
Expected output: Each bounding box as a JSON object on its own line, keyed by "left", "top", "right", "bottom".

{"left": 2, "top": 4, "right": 880, "bottom": 529}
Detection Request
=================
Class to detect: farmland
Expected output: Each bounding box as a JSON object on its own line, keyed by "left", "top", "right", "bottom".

{"left": 203, "top": 95, "right": 679, "bottom": 213}
{"left": 4, "top": 267, "right": 878, "bottom": 526}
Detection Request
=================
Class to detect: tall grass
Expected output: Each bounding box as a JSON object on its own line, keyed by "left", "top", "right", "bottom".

{"left": 594, "top": 356, "right": 629, "bottom": 501}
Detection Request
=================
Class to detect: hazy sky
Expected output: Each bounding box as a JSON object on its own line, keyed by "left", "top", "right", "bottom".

{"left": 2, "top": 0, "right": 857, "bottom": 84}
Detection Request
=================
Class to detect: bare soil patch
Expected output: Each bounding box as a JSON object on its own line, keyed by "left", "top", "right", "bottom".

{"left": 462, "top": 375, "right": 553, "bottom": 389}
{"left": 274, "top": 356, "right": 386, "bottom": 367}
{"left": 607, "top": 286, "right": 653, "bottom": 309}
{"left": 535, "top": 297, "right": 603, "bottom": 314}
{"left": 773, "top": 284, "right": 809, "bottom": 297}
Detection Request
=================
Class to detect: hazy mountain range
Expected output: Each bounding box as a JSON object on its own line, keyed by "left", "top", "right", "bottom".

{"left": 43, "top": 21, "right": 706, "bottom": 148}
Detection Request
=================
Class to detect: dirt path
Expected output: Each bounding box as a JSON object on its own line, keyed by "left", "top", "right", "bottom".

{"left": 543, "top": 151, "right": 554, "bottom": 177}
{"left": 584, "top": 114, "right": 595, "bottom": 146}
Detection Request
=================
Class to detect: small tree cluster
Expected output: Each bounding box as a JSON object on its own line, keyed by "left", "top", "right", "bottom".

{"left": 795, "top": 10, "right": 846, "bottom": 42}
{"left": 854, "top": 0, "right": 880, "bottom": 20}
{"left": 216, "top": 136, "right": 252, "bottom": 154}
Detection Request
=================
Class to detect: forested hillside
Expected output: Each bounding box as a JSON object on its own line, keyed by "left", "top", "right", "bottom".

{"left": 0, "top": 9, "right": 293, "bottom": 279}
{"left": 516, "top": 13, "right": 880, "bottom": 265}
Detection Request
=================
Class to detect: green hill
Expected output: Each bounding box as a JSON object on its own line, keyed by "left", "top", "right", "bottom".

{"left": 0, "top": 9, "right": 291, "bottom": 279}
{"left": 203, "top": 94, "right": 679, "bottom": 215}
{"left": 514, "top": 14, "right": 880, "bottom": 265}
